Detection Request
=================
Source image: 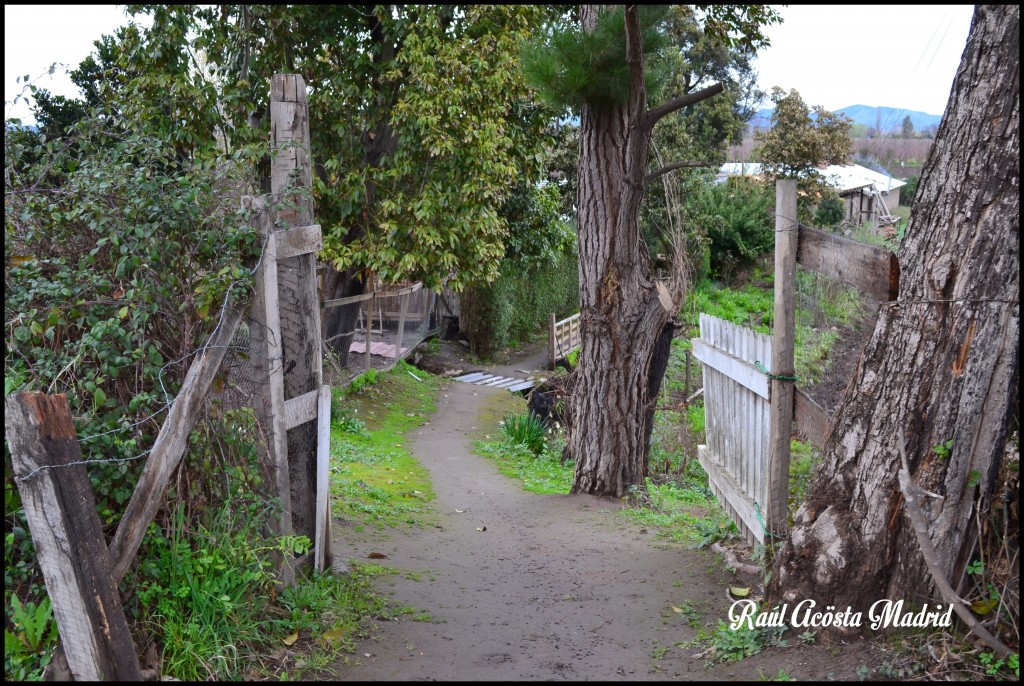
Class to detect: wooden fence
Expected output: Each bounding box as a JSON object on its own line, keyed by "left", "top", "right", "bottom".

{"left": 695, "top": 179, "right": 900, "bottom": 543}
{"left": 4, "top": 74, "right": 331, "bottom": 680}
{"left": 548, "top": 311, "right": 581, "bottom": 369}
{"left": 694, "top": 315, "right": 773, "bottom": 545}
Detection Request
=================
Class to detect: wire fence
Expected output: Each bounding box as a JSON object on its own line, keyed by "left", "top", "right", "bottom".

{"left": 794, "top": 265, "right": 880, "bottom": 417}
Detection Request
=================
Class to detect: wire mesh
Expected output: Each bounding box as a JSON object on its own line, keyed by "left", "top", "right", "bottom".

{"left": 325, "top": 284, "right": 437, "bottom": 383}
{"left": 794, "top": 263, "right": 881, "bottom": 416}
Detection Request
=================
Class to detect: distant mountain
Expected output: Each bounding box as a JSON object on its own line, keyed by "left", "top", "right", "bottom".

{"left": 749, "top": 105, "right": 942, "bottom": 134}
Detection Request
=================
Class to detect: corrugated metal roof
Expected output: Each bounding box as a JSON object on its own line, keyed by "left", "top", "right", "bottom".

{"left": 718, "top": 163, "right": 906, "bottom": 194}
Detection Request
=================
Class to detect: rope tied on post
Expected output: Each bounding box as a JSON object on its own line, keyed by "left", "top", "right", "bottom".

{"left": 754, "top": 360, "right": 798, "bottom": 382}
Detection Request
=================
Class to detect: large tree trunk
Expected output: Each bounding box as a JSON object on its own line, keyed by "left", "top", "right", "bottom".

{"left": 768, "top": 5, "right": 1019, "bottom": 612}
{"left": 568, "top": 6, "right": 671, "bottom": 497}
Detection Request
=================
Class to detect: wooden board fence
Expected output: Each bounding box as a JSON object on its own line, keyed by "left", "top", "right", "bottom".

{"left": 693, "top": 314, "right": 773, "bottom": 545}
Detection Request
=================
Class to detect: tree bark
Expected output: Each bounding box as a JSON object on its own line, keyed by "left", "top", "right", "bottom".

{"left": 568, "top": 5, "right": 669, "bottom": 497}
{"left": 768, "top": 5, "right": 1019, "bottom": 614}
{"left": 568, "top": 6, "right": 724, "bottom": 497}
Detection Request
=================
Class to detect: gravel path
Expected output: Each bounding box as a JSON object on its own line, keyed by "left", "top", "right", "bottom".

{"left": 323, "top": 378, "right": 880, "bottom": 681}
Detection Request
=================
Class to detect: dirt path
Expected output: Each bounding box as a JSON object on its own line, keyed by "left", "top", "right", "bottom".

{"left": 323, "top": 358, "right": 880, "bottom": 680}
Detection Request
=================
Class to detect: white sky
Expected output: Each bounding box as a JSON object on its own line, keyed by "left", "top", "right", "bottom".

{"left": 5, "top": 4, "right": 976, "bottom": 125}
{"left": 752, "top": 5, "right": 975, "bottom": 115}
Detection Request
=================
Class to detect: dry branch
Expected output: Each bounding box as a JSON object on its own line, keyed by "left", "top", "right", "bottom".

{"left": 897, "top": 429, "right": 1013, "bottom": 658}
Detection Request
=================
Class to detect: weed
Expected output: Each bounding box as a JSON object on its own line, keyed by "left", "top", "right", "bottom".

{"left": 692, "top": 513, "right": 739, "bottom": 548}
{"left": 651, "top": 645, "right": 671, "bottom": 660}
{"left": 758, "top": 668, "right": 796, "bottom": 681}
{"left": 932, "top": 439, "right": 954, "bottom": 459}
{"left": 347, "top": 368, "right": 380, "bottom": 396}
{"left": 500, "top": 411, "right": 548, "bottom": 456}
{"left": 977, "top": 651, "right": 1019, "bottom": 678}
{"left": 701, "top": 617, "right": 788, "bottom": 665}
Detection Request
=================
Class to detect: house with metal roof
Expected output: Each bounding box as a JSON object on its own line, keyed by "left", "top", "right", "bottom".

{"left": 717, "top": 162, "right": 907, "bottom": 227}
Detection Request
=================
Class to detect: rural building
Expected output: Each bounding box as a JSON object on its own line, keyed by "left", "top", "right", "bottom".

{"left": 717, "top": 163, "right": 907, "bottom": 227}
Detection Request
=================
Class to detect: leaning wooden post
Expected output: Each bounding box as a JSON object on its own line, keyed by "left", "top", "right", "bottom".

{"left": 5, "top": 393, "right": 142, "bottom": 681}
{"left": 767, "top": 179, "right": 798, "bottom": 537}
{"left": 365, "top": 280, "right": 374, "bottom": 370}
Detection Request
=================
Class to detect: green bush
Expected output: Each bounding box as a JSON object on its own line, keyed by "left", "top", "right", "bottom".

{"left": 813, "top": 195, "right": 845, "bottom": 228}
{"left": 899, "top": 175, "right": 920, "bottom": 206}
{"left": 460, "top": 248, "right": 579, "bottom": 356}
{"left": 690, "top": 178, "right": 775, "bottom": 278}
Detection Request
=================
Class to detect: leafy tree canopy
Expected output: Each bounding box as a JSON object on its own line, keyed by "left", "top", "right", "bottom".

{"left": 98, "top": 5, "right": 565, "bottom": 291}
{"left": 752, "top": 87, "right": 853, "bottom": 180}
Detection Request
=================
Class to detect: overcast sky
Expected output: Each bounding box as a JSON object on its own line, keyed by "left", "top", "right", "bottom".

{"left": 5, "top": 4, "right": 975, "bottom": 125}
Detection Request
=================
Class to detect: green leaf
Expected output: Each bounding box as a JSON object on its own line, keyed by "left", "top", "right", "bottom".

{"left": 93, "top": 388, "right": 107, "bottom": 409}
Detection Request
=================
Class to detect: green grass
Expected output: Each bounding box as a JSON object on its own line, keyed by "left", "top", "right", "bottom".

{"left": 474, "top": 438, "right": 573, "bottom": 494}
{"left": 330, "top": 360, "right": 446, "bottom": 529}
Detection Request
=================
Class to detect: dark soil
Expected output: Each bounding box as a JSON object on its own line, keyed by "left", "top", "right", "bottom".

{"left": 320, "top": 345, "right": 886, "bottom": 681}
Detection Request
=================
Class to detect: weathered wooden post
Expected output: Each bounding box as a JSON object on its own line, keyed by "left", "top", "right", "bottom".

{"left": 243, "top": 74, "right": 333, "bottom": 581}
{"left": 394, "top": 288, "right": 408, "bottom": 364}
{"left": 5, "top": 393, "right": 142, "bottom": 681}
{"left": 549, "top": 313, "right": 557, "bottom": 369}
{"left": 767, "top": 179, "right": 798, "bottom": 536}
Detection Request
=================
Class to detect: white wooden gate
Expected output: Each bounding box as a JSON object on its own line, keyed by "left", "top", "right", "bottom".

{"left": 692, "top": 314, "right": 773, "bottom": 545}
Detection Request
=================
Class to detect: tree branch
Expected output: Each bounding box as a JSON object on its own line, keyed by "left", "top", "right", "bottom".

{"left": 643, "top": 161, "right": 715, "bottom": 188}
{"left": 897, "top": 429, "right": 1013, "bottom": 659}
{"left": 644, "top": 83, "right": 725, "bottom": 131}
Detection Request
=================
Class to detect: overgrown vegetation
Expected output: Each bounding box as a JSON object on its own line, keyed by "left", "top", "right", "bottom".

{"left": 459, "top": 248, "right": 579, "bottom": 357}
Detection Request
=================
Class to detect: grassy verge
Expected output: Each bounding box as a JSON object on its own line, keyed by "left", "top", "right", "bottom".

{"left": 329, "top": 360, "right": 447, "bottom": 530}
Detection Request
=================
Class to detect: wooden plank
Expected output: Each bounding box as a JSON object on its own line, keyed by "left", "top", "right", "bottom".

{"left": 108, "top": 301, "right": 245, "bottom": 583}
{"left": 794, "top": 388, "right": 833, "bottom": 449}
{"left": 314, "top": 385, "right": 332, "bottom": 572}
{"left": 698, "top": 444, "right": 764, "bottom": 545}
{"left": 505, "top": 380, "right": 536, "bottom": 393}
{"left": 324, "top": 291, "right": 375, "bottom": 308}
{"left": 6, "top": 393, "right": 142, "bottom": 681}
{"left": 797, "top": 225, "right": 900, "bottom": 301}
{"left": 394, "top": 291, "right": 408, "bottom": 362}
{"left": 276, "top": 223, "right": 322, "bottom": 259}
{"left": 549, "top": 313, "right": 557, "bottom": 369}
{"left": 455, "top": 372, "right": 488, "bottom": 383}
{"left": 691, "top": 339, "right": 769, "bottom": 399}
{"left": 481, "top": 376, "right": 514, "bottom": 387}
{"left": 284, "top": 388, "right": 320, "bottom": 429}
{"left": 255, "top": 229, "right": 296, "bottom": 587}
{"left": 768, "top": 179, "right": 798, "bottom": 537}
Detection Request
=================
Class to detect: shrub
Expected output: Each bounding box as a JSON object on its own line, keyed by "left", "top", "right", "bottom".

{"left": 813, "top": 195, "right": 845, "bottom": 228}
{"left": 899, "top": 174, "right": 920, "bottom": 206}
{"left": 690, "top": 177, "right": 775, "bottom": 279}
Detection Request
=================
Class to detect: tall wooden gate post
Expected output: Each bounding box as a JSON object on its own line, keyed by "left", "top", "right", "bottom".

{"left": 767, "top": 179, "right": 798, "bottom": 536}
{"left": 249, "top": 74, "right": 331, "bottom": 579}
{"left": 5, "top": 393, "right": 142, "bottom": 681}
